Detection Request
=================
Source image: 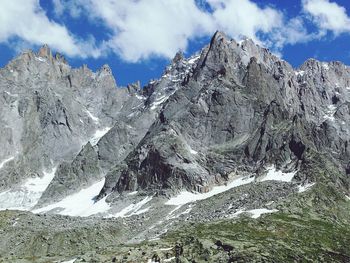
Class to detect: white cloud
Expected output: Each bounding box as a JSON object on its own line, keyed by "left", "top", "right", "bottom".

{"left": 207, "top": 0, "right": 284, "bottom": 42}
{"left": 303, "top": 0, "right": 350, "bottom": 35}
{"left": 52, "top": 0, "right": 84, "bottom": 18}
{"left": 65, "top": 0, "right": 313, "bottom": 62}
{"left": 81, "top": 0, "right": 214, "bottom": 62}
{"left": 0, "top": 0, "right": 99, "bottom": 58}
{"left": 4, "top": 0, "right": 348, "bottom": 62}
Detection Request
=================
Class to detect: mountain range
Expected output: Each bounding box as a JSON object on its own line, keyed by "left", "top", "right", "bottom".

{"left": 0, "top": 31, "right": 349, "bottom": 262}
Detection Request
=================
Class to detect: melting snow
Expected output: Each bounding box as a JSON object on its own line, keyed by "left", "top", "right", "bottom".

{"left": 298, "top": 182, "right": 316, "bottom": 193}
{"left": 32, "top": 178, "right": 110, "bottom": 217}
{"left": 165, "top": 176, "right": 255, "bottom": 206}
{"left": 61, "top": 259, "right": 77, "bottom": 263}
{"left": 90, "top": 127, "right": 111, "bottom": 146}
{"left": 260, "top": 166, "right": 297, "bottom": 182}
{"left": 0, "top": 166, "right": 57, "bottom": 210}
{"left": 108, "top": 196, "right": 152, "bottom": 218}
{"left": 232, "top": 208, "right": 278, "bottom": 219}
{"left": 0, "top": 156, "right": 15, "bottom": 170}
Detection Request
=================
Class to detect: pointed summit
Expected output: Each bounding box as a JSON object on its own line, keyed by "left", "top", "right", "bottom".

{"left": 210, "top": 31, "right": 229, "bottom": 45}
{"left": 37, "top": 44, "right": 52, "bottom": 58}
{"left": 172, "top": 51, "right": 185, "bottom": 64}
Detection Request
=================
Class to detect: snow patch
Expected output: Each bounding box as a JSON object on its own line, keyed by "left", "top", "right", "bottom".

{"left": 232, "top": 208, "right": 278, "bottom": 219}
{"left": 136, "top": 94, "right": 146, "bottom": 100}
{"left": 150, "top": 95, "right": 168, "bottom": 110}
{"left": 187, "top": 55, "right": 200, "bottom": 64}
{"left": 0, "top": 166, "right": 57, "bottom": 210}
{"left": 90, "top": 127, "right": 111, "bottom": 146}
{"left": 298, "top": 182, "right": 316, "bottom": 193}
{"left": 166, "top": 176, "right": 255, "bottom": 206}
{"left": 32, "top": 178, "right": 110, "bottom": 217}
{"left": 324, "top": 105, "right": 337, "bottom": 121}
{"left": 295, "top": 70, "right": 305, "bottom": 77}
{"left": 248, "top": 208, "right": 278, "bottom": 218}
{"left": 322, "top": 63, "right": 329, "bottom": 70}
{"left": 0, "top": 156, "right": 14, "bottom": 170}
{"left": 108, "top": 196, "right": 152, "bottom": 218}
{"left": 35, "top": 56, "right": 48, "bottom": 64}
{"left": 61, "top": 259, "right": 77, "bottom": 263}
{"left": 164, "top": 257, "right": 176, "bottom": 262}
{"left": 260, "top": 166, "right": 296, "bottom": 182}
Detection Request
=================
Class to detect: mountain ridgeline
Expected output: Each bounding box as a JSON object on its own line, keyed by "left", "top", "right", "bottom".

{"left": 0, "top": 31, "right": 350, "bottom": 262}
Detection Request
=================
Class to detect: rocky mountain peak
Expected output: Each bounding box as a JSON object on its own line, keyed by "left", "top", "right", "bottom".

{"left": 37, "top": 44, "right": 52, "bottom": 59}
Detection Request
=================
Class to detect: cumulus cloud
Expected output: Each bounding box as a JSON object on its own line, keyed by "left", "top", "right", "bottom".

{"left": 302, "top": 0, "right": 350, "bottom": 35}
{"left": 4, "top": 0, "right": 349, "bottom": 62}
{"left": 63, "top": 0, "right": 312, "bottom": 61}
{"left": 91, "top": 0, "right": 214, "bottom": 62}
{"left": 0, "top": 0, "right": 99, "bottom": 58}
{"left": 207, "top": 0, "right": 284, "bottom": 41}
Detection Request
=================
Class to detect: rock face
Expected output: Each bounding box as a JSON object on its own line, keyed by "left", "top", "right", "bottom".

{"left": 0, "top": 45, "right": 145, "bottom": 207}
{"left": 99, "top": 31, "right": 350, "bottom": 198}
{"left": 0, "top": 31, "right": 350, "bottom": 210}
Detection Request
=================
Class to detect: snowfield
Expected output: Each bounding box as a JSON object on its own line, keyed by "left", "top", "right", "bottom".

{"left": 260, "top": 166, "right": 297, "bottom": 182}
{"left": 165, "top": 176, "right": 255, "bottom": 206}
{"left": 32, "top": 178, "right": 110, "bottom": 217}
{"left": 232, "top": 208, "right": 278, "bottom": 219}
{"left": 0, "top": 166, "right": 57, "bottom": 210}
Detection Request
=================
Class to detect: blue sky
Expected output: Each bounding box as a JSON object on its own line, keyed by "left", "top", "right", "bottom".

{"left": 0, "top": 0, "right": 350, "bottom": 86}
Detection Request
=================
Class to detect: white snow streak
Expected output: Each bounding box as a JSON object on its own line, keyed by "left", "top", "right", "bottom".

{"left": 165, "top": 176, "right": 255, "bottom": 206}
{"left": 150, "top": 95, "right": 168, "bottom": 110}
{"left": 108, "top": 196, "right": 152, "bottom": 218}
{"left": 260, "top": 166, "right": 297, "bottom": 182}
{"left": 187, "top": 55, "right": 200, "bottom": 64}
{"left": 90, "top": 127, "right": 111, "bottom": 146}
{"left": 164, "top": 257, "right": 176, "bottom": 262}
{"left": 32, "top": 178, "right": 110, "bottom": 217}
{"left": 84, "top": 109, "right": 99, "bottom": 123}
{"left": 0, "top": 156, "right": 14, "bottom": 170}
{"left": 61, "top": 259, "right": 77, "bottom": 263}
{"left": 34, "top": 56, "right": 48, "bottom": 64}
